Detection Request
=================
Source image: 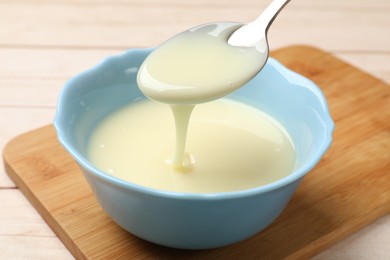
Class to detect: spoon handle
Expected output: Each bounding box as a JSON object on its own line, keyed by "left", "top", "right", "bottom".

{"left": 228, "top": 0, "right": 291, "bottom": 47}
{"left": 253, "top": 0, "right": 291, "bottom": 33}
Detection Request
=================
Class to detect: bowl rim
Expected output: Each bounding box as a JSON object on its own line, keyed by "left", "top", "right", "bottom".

{"left": 54, "top": 48, "right": 335, "bottom": 200}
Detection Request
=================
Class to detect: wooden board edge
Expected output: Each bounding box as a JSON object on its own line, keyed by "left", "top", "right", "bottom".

{"left": 2, "top": 127, "right": 87, "bottom": 260}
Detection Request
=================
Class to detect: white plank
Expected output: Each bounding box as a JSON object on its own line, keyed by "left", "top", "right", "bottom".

{"left": 335, "top": 52, "right": 390, "bottom": 84}
{"left": 0, "top": 189, "right": 58, "bottom": 237}
{"left": 0, "top": 189, "right": 74, "bottom": 259}
{"left": 0, "top": 79, "right": 66, "bottom": 107}
{"left": 0, "top": 48, "right": 117, "bottom": 79}
{"left": 0, "top": 107, "right": 55, "bottom": 187}
{"left": 3, "top": 0, "right": 390, "bottom": 8}
{"left": 0, "top": 107, "right": 56, "bottom": 146}
{"left": 0, "top": 235, "right": 73, "bottom": 260}
{"left": 0, "top": 174, "right": 14, "bottom": 189}
{"left": 0, "top": 1, "right": 389, "bottom": 51}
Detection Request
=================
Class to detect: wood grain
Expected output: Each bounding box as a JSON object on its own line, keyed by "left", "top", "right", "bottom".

{"left": 3, "top": 46, "right": 390, "bottom": 259}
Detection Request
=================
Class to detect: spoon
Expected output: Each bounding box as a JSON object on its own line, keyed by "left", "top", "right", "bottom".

{"left": 228, "top": 0, "right": 291, "bottom": 55}
{"left": 138, "top": 0, "right": 291, "bottom": 105}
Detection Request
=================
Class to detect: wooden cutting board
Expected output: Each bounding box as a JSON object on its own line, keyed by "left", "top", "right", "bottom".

{"left": 3, "top": 46, "right": 390, "bottom": 259}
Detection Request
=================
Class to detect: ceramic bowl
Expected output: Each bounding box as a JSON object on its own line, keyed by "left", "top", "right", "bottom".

{"left": 54, "top": 48, "right": 334, "bottom": 249}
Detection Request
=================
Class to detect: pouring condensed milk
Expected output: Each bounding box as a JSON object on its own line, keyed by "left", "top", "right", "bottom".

{"left": 88, "top": 22, "right": 296, "bottom": 193}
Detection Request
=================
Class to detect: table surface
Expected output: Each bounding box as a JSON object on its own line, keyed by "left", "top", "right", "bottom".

{"left": 0, "top": 0, "right": 389, "bottom": 259}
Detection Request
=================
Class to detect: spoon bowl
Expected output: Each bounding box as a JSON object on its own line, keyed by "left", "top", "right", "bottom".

{"left": 137, "top": 22, "right": 266, "bottom": 105}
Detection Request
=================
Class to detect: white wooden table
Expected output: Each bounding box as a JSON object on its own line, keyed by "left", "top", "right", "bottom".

{"left": 1, "top": 0, "right": 389, "bottom": 259}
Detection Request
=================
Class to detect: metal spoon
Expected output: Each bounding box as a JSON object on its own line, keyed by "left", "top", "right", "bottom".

{"left": 228, "top": 0, "right": 291, "bottom": 59}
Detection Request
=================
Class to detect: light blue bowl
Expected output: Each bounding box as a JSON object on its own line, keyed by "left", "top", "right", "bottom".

{"left": 54, "top": 48, "right": 334, "bottom": 249}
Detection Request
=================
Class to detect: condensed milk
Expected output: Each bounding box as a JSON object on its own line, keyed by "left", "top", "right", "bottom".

{"left": 88, "top": 22, "right": 295, "bottom": 193}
